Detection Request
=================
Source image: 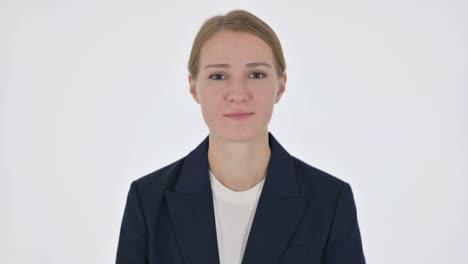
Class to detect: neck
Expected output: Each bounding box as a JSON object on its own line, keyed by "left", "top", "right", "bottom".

{"left": 208, "top": 131, "right": 271, "bottom": 192}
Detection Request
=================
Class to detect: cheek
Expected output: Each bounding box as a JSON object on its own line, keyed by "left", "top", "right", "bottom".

{"left": 251, "top": 89, "right": 277, "bottom": 124}
{"left": 255, "top": 87, "right": 277, "bottom": 109}
{"left": 198, "top": 90, "right": 223, "bottom": 120}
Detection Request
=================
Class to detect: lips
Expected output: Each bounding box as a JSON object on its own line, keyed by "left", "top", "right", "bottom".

{"left": 224, "top": 111, "right": 254, "bottom": 117}
{"left": 224, "top": 111, "right": 254, "bottom": 120}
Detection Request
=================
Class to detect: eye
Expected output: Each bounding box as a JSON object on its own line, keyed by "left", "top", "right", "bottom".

{"left": 209, "top": 73, "right": 226, "bottom": 80}
{"left": 249, "top": 72, "right": 266, "bottom": 79}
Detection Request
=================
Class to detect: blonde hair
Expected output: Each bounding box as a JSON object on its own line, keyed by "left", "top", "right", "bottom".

{"left": 188, "top": 10, "right": 286, "bottom": 79}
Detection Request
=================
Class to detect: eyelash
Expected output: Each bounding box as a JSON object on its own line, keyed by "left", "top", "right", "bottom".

{"left": 208, "top": 72, "right": 267, "bottom": 80}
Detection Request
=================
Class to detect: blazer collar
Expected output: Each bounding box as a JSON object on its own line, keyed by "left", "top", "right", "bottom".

{"left": 173, "top": 131, "right": 300, "bottom": 198}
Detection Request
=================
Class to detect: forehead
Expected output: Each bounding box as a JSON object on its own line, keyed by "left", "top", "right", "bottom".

{"left": 199, "top": 30, "right": 275, "bottom": 66}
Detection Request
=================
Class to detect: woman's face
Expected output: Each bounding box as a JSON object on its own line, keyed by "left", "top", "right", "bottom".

{"left": 189, "top": 29, "right": 286, "bottom": 142}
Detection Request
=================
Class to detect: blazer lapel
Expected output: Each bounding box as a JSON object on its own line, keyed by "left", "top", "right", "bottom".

{"left": 165, "top": 136, "right": 220, "bottom": 264}
{"left": 241, "top": 133, "right": 309, "bottom": 264}
{"left": 165, "top": 132, "right": 309, "bottom": 264}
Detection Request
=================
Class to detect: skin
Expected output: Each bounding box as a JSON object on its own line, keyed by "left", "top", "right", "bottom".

{"left": 189, "top": 29, "right": 287, "bottom": 191}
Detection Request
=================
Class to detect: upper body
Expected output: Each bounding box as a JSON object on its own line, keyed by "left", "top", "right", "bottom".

{"left": 116, "top": 132, "right": 366, "bottom": 264}
{"left": 116, "top": 9, "right": 366, "bottom": 264}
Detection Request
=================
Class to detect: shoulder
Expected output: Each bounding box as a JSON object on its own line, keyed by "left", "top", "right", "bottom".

{"left": 130, "top": 157, "right": 186, "bottom": 201}
{"left": 291, "top": 155, "right": 351, "bottom": 201}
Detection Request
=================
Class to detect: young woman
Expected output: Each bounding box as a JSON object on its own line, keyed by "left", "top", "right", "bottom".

{"left": 116, "top": 10, "right": 366, "bottom": 264}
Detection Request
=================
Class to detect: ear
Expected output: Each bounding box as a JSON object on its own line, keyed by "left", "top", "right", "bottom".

{"left": 274, "top": 71, "right": 287, "bottom": 104}
{"left": 189, "top": 74, "right": 200, "bottom": 104}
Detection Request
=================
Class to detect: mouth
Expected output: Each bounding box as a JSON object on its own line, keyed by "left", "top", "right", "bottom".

{"left": 224, "top": 112, "right": 254, "bottom": 120}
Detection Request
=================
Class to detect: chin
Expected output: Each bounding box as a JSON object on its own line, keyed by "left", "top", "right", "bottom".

{"left": 211, "top": 127, "right": 267, "bottom": 143}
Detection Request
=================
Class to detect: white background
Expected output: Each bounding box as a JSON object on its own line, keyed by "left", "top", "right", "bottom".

{"left": 3, "top": 0, "right": 467, "bottom": 263}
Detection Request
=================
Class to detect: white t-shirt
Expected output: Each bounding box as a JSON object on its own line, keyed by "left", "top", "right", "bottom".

{"left": 209, "top": 170, "right": 265, "bottom": 264}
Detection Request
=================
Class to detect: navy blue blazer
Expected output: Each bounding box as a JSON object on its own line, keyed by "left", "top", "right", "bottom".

{"left": 116, "top": 132, "right": 366, "bottom": 264}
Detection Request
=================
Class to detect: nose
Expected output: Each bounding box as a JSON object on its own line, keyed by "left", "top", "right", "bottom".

{"left": 225, "top": 79, "right": 251, "bottom": 103}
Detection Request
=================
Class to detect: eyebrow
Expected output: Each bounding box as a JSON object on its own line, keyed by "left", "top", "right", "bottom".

{"left": 203, "top": 62, "right": 272, "bottom": 69}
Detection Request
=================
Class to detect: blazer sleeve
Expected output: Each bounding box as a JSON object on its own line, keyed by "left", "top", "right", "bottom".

{"left": 116, "top": 181, "right": 148, "bottom": 264}
{"left": 323, "top": 183, "right": 366, "bottom": 264}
